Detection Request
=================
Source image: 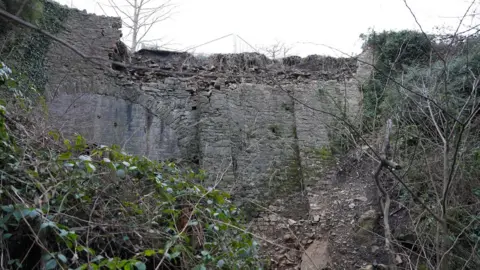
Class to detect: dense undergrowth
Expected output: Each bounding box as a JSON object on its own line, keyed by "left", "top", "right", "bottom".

{"left": 0, "top": 62, "right": 265, "bottom": 269}
{"left": 358, "top": 30, "right": 480, "bottom": 269}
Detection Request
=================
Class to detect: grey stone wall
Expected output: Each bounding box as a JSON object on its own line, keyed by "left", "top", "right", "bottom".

{"left": 42, "top": 9, "right": 373, "bottom": 219}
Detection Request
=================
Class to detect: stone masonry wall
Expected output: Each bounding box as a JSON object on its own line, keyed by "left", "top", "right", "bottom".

{"left": 41, "top": 8, "right": 373, "bottom": 219}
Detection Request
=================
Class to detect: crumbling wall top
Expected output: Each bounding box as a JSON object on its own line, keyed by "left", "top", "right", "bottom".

{"left": 127, "top": 49, "right": 359, "bottom": 84}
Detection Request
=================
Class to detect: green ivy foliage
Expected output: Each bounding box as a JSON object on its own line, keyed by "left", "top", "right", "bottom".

{"left": 0, "top": 63, "right": 265, "bottom": 269}
{"left": 1, "top": 0, "right": 70, "bottom": 92}
{"left": 359, "top": 30, "right": 433, "bottom": 130}
{"left": 1, "top": 0, "right": 44, "bottom": 24}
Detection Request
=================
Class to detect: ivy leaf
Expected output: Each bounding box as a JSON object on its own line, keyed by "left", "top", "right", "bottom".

{"left": 48, "top": 131, "right": 60, "bottom": 141}
{"left": 124, "top": 262, "right": 133, "bottom": 270}
{"left": 21, "top": 208, "right": 40, "bottom": 219}
{"left": 45, "top": 259, "right": 57, "bottom": 270}
{"left": 58, "top": 152, "right": 72, "bottom": 160}
{"left": 63, "top": 139, "right": 71, "bottom": 150}
{"left": 187, "top": 220, "right": 198, "bottom": 226}
{"left": 86, "top": 162, "right": 96, "bottom": 173}
{"left": 117, "top": 169, "right": 126, "bottom": 179}
{"left": 144, "top": 250, "right": 156, "bottom": 256}
{"left": 169, "top": 251, "right": 181, "bottom": 259}
{"left": 1, "top": 205, "right": 14, "bottom": 213}
{"left": 57, "top": 253, "right": 68, "bottom": 263}
{"left": 217, "top": 259, "right": 225, "bottom": 268}
{"left": 41, "top": 253, "right": 52, "bottom": 261}
{"left": 78, "top": 155, "right": 92, "bottom": 162}
{"left": 193, "top": 264, "right": 207, "bottom": 270}
{"left": 40, "top": 221, "right": 56, "bottom": 230}
{"left": 91, "top": 255, "right": 104, "bottom": 262}
{"left": 135, "top": 262, "right": 146, "bottom": 270}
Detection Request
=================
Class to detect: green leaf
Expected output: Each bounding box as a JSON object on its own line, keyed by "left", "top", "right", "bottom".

{"left": 86, "top": 162, "right": 96, "bottom": 173}
{"left": 91, "top": 255, "right": 104, "bottom": 262}
{"left": 187, "top": 220, "right": 198, "bottom": 226}
{"left": 59, "top": 229, "right": 68, "bottom": 237}
{"left": 135, "top": 262, "right": 146, "bottom": 270}
{"left": 21, "top": 208, "right": 40, "bottom": 218}
{"left": 45, "top": 259, "right": 57, "bottom": 270}
{"left": 57, "top": 254, "right": 67, "bottom": 263}
{"left": 216, "top": 259, "right": 225, "bottom": 268}
{"left": 117, "top": 169, "right": 126, "bottom": 179}
{"left": 169, "top": 251, "right": 181, "bottom": 259}
{"left": 63, "top": 139, "right": 71, "bottom": 150}
{"left": 3, "top": 233, "right": 12, "bottom": 239}
{"left": 58, "top": 152, "right": 72, "bottom": 160}
{"left": 12, "top": 211, "right": 22, "bottom": 222}
{"left": 48, "top": 131, "right": 60, "bottom": 141}
{"left": 124, "top": 262, "right": 133, "bottom": 270}
{"left": 75, "top": 135, "right": 87, "bottom": 151}
{"left": 1, "top": 205, "right": 14, "bottom": 213}
{"left": 144, "top": 249, "right": 156, "bottom": 256}
{"left": 42, "top": 253, "right": 52, "bottom": 261}
{"left": 193, "top": 264, "right": 207, "bottom": 270}
{"left": 40, "top": 221, "right": 56, "bottom": 230}
{"left": 214, "top": 193, "right": 225, "bottom": 204}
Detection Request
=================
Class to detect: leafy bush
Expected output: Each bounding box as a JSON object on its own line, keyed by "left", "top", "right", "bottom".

{"left": 0, "top": 63, "right": 265, "bottom": 269}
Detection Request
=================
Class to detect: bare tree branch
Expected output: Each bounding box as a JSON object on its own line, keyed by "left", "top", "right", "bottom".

{"left": 101, "top": 0, "right": 174, "bottom": 51}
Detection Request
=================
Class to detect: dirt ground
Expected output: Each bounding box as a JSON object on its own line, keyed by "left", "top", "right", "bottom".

{"left": 251, "top": 150, "right": 399, "bottom": 270}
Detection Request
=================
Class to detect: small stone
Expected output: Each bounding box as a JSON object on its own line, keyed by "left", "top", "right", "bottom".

{"left": 300, "top": 240, "right": 331, "bottom": 270}
{"left": 268, "top": 214, "right": 279, "bottom": 222}
{"left": 284, "top": 234, "right": 294, "bottom": 241}
{"left": 274, "top": 254, "right": 284, "bottom": 262}
{"left": 349, "top": 203, "right": 356, "bottom": 209}
{"left": 355, "top": 196, "right": 368, "bottom": 202}
{"left": 371, "top": 245, "right": 380, "bottom": 253}
{"left": 395, "top": 254, "right": 403, "bottom": 265}
{"left": 288, "top": 219, "right": 297, "bottom": 225}
{"left": 313, "top": 215, "right": 320, "bottom": 222}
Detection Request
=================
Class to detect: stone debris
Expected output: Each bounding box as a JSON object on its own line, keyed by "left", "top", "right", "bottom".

{"left": 300, "top": 240, "right": 331, "bottom": 270}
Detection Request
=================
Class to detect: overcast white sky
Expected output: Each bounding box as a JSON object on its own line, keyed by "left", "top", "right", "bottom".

{"left": 54, "top": 0, "right": 479, "bottom": 57}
